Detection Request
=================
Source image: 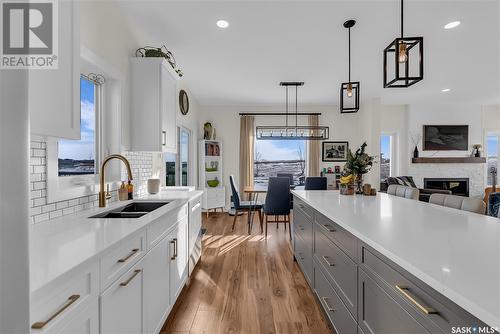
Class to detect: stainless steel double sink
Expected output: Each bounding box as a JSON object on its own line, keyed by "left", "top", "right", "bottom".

{"left": 89, "top": 201, "right": 170, "bottom": 219}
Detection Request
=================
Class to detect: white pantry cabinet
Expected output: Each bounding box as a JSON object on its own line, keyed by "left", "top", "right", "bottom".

{"left": 100, "top": 260, "right": 145, "bottom": 334}
{"left": 130, "top": 58, "right": 178, "bottom": 152}
{"left": 29, "top": 1, "right": 80, "bottom": 139}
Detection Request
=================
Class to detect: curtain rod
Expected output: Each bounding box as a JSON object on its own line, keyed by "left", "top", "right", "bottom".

{"left": 239, "top": 112, "right": 321, "bottom": 116}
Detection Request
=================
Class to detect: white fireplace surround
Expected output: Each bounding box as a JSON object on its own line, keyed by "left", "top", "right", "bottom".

{"left": 409, "top": 163, "right": 484, "bottom": 198}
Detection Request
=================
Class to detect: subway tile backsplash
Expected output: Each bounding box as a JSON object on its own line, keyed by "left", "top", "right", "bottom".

{"left": 29, "top": 141, "right": 156, "bottom": 224}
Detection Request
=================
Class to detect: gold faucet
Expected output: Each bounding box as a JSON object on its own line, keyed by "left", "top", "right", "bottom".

{"left": 99, "top": 154, "right": 133, "bottom": 207}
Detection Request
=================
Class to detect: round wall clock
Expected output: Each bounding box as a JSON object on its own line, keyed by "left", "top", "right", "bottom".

{"left": 179, "top": 89, "right": 189, "bottom": 115}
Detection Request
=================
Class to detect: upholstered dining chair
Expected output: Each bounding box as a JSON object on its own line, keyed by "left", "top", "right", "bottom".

{"left": 277, "top": 172, "right": 294, "bottom": 207}
{"left": 387, "top": 184, "right": 419, "bottom": 200}
{"left": 229, "top": 175, "right": 264, "bottom": 232}
{"left": 263, "top": 177, "right": 291, "bottom": 240}
{"left": 429, "top": 193, "right": 486, "bottom": 215}
{"left": 304, "top": 177, "right": 327, "bottom": 190}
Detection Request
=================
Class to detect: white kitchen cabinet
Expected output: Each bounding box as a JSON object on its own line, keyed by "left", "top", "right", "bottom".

{"left": 29, "top": 1, "right": 80, "bottom": 139}
{"left": 100, "top": 260, "right": 145, "bottom": 334}
{"left": 144, "top": 236, "right": 171, "bottom": 334}
{"left": 188, "top": 194, "right": 203, "bottom": 276}
{"left": 34, "top": 303, "right": 98, "bottom": 334}
{"left": 130, "top": 58, "right": 178, "bottom": 152}
{"left": 169, "top": 216, "right": 188, "bottom": 304}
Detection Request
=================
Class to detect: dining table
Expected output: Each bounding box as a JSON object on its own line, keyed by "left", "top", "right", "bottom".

{"left": 242, "top": 184, "right": 302, "bottom": 234}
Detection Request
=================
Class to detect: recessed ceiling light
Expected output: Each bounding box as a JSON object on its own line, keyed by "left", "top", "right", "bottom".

{"left": 441, "top": 88, "right": 451, "bottom": 92}
{"left": 216, "top": 20, "right": 229, "bottom": 28}
{"left": 444, "top": 21, "right": 461, "bottom": 29}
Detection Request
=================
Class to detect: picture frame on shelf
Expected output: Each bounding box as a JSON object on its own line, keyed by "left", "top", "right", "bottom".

{"left": 322, "top": 141, "right": 349, "bottom": 162}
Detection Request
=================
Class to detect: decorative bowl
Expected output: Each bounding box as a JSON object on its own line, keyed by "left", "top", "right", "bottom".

{"left": 207, "top": 180, "right": 219, "bottom": 187}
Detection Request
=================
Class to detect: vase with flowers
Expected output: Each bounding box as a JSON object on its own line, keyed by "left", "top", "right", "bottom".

{"left": 342, "top": 142, "right": 376, "bottom": 194}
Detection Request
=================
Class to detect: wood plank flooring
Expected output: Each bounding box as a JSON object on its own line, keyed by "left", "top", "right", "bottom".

{"left": 161, "top": 212, "right": 332, "bottom": 334}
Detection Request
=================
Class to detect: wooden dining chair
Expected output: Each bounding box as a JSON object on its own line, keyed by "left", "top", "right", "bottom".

{"left": 229, "top": 175, "right": 264, "bottom": 232}
{"left": 263, "top": 177, "right": 291, "bottom": 240}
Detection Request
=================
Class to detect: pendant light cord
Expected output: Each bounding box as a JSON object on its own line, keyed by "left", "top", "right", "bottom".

{"left": 285, "top": 86, "right": 288, "bottom": 128}
{"left": 295, "top": 85, "right": 298, "bottom": 130}
{"left": 348, "top": 26, "right": 351, "bottom": 82}
{"left": 401, "top": 0, "right": 404, "bottom": 38}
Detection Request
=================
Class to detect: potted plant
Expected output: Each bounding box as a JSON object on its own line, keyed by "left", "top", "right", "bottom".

{"left": 342, "top": 142, "right": 376, "bottom": 194}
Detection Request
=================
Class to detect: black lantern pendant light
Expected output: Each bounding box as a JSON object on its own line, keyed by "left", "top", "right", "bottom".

{"left": 340, "top": 20, "right": 360, "bottom": 113}
{"left": 383, "top": 0, "right": 423, "bottom": 88}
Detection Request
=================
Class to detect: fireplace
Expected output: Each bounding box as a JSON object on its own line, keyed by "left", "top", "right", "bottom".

{"left": 424, "top": 178, "right": 469, "bottom": 197}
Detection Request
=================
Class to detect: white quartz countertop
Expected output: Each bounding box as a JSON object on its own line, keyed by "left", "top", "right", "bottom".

{"left": 292, "top": 190, "right": 500, "bottom": 329}
{"left": 30, "top": 189, "right": 203, "bottom": 292}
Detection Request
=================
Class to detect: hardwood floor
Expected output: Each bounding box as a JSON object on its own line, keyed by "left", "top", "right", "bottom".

{"left": 161, "top": 212, "right": 332, "bottom": 334}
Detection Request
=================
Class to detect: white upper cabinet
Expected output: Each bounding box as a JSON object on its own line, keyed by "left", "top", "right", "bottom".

{"left": 29, "top": 1, "right": 80, "bottom": 139}
{"left": 130, "top": 58, "right": 178, "bottom": 152}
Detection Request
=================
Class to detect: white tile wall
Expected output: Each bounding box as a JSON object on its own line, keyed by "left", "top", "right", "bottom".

{"left": 29, "top": 141, "right": 156, "bottom": 224}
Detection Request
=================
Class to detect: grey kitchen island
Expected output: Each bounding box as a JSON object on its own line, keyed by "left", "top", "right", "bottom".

{"left": 291, "top": 190, "right": 499, "bottom": 334}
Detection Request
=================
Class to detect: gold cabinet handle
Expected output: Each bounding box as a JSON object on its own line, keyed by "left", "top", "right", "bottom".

{"left": 117, "top": 248, "right": 139, "bottom": 263}
{"left": 395, "top": 285, "right": 438, "bottom": 315}
{"left": 120, "top": 269, "right": 142, "bottom": 287}
{"left": 321, "top": 297, "right": 335, "bottom": 312}
{"left": 321, "top": 223, "right": 336, "bottom": 233}
{"left": 298, "top": 225, "right": 305, "bottom": 231}
{"left": 31, "top": 294, "right": 80, "bottom": 329}
{"left": 322, "top": 255, "right": 335, "bottom": 267}
{"left": 170, "top": 240, "right": 176, "bottom": 260}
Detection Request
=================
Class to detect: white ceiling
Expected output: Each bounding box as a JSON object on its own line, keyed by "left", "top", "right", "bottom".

{"left": 119, "top": 0, "right": 500, "bottom": 106}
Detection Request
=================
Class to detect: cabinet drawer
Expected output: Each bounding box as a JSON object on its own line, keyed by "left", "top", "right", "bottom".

{"left": 293, "top": 208, "right": 313, "bottom": 243}
{"left": 100, "top": 231, "right": 146, "bottom": 292}
{"left": 147, "top": 204, "right": 187, "bottom": 249}
{"left": 314, "top": 260, "right": 357, "bottom": 334}
{"left": 314, "top": 223, "right": 357, "bottom": 317}
{"left": 358, "top": 268, "right": 430, "bottom": 334}
{"left": 295, "top": 233, "right": 313, "bottom": 286}
{"left": 361, "top": 246, "right": 479, "bottom": 333}
{"left": 315, "top": 211, "right": 357, "bottom": 260}
{"left": 294, "top": 198, "right": 314, "bottom": 221}
{"left": 31, "top": 261, "right": 98, "bottom": 333}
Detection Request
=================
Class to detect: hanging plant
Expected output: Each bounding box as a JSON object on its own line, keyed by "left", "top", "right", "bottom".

{"left": 136, "top": 45, "right": 183, "bottom": 77}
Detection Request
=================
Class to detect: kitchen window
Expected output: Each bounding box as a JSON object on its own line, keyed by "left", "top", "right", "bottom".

{"left": 58, "top": 75, "right": 102, "bottom": 176}
{"left": 254, "top": 139, "right": 306, "bottom": 187}
{"left": 165, "top": 127, "right": 191, "bottom": 186}
{"left": 486, "top": 133, "right": 500, "bottom": 185}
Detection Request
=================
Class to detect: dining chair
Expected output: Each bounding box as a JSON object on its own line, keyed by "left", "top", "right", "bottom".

{"left": 229, "top": 175, "right": 264, "bottom": 232}
{"left": 263, "top": 177, "right": 291, "bottom": 240}
{"left": 304, "top": 177, "right": 327, "bottom": 190}
{"left": 277, "top": 173, "right": 294, "bottom": 207}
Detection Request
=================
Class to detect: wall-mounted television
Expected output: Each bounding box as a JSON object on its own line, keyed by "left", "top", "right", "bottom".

{"left": 423, "top": 125, "right": 469, "bottom": 151}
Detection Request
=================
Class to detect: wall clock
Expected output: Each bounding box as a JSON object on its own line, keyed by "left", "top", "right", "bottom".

{"left": 179, "top": 89, "right": 189, "bottom": 115}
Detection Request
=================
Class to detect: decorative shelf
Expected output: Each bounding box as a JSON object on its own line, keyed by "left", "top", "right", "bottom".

{"left": 412, "top": 157, "right": 486, "bottom": 164}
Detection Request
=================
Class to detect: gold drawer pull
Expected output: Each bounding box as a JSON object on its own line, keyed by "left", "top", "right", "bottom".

{"left": 298, "top": 225, "right": 305, "bottom": 231}
{"left": 321, "top": 223, "right": 336, "bottom": 233}
{"left": 120, "top": 269, "right": 142, "bottom": 287}
{"left": 31, "top": 294, "right": 80, "bottom": 329}
{"left": 117, "top": 248, "right": 139, "bottom": 263}
{"left": 321, "top": 297, "right": 335, "bottom": 312}
{"left": 322, "top": 255, "right": 335, "bottom": 266}
{"left": 395, "top": 285, "right": 438, "bottom": 315}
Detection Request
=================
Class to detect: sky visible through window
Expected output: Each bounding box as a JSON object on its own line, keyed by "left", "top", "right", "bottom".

{"left": 254, "top": 139, "right": 306, "bottom": 186}
{"left": 380, "top": 135, "right": 391, "bottom": 182}
{"left": 58, "top": 77, "right": 96, "bottom": 176}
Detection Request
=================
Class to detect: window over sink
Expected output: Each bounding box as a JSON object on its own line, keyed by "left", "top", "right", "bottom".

{"left": 58, "top": 76, "right": 101, "bottom": 176}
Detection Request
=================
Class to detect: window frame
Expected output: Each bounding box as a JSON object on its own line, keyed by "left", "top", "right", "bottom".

{"left": 46, "top": 49, "right": 123, "bottom": 203}
{"left": 485, "top": 131, "right": 500, "bottom": 186}
{"left": 164, "top": 126, "right": 192, "bottom": 187}
{"left": 380, "top": 132, "right": 399, "bottom": 182}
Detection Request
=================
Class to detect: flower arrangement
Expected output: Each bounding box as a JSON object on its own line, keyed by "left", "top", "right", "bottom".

{"left": 340, "top": 142, "right": 376, "bottom": 194}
